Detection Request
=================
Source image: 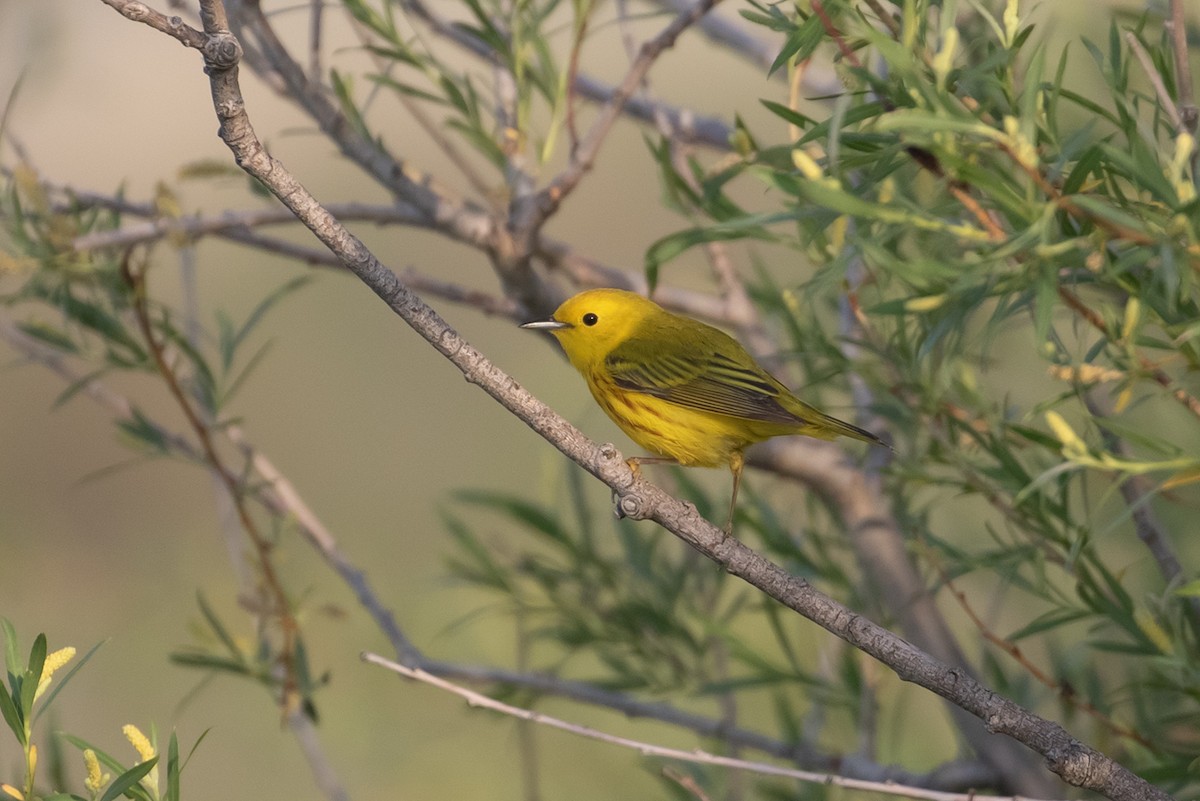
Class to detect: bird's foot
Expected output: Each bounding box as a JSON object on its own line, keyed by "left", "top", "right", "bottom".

{"left": 624, "top": 457, "right": 644, "bottom": 481}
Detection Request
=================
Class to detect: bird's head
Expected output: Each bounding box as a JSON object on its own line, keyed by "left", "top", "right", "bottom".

{"left": 521, "top": 288, "right": 661, "bottom": 370}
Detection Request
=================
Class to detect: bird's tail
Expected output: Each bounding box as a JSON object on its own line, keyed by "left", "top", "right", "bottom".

{"left": 811, "top": 409, "right": 892, "bottom": 451}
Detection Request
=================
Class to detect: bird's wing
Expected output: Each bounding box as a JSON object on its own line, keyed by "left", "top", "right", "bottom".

{"left": 604, "top": 334, "right": 803, "bottom": 426}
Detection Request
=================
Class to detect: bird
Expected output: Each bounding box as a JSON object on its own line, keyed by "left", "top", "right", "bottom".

{"left": 521, "top": 288, "right": 888, "bottom": 533}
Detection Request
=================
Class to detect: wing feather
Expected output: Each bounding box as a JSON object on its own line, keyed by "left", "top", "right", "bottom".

{"left": 604, "top": 331, "right": 805, "bottom": 426}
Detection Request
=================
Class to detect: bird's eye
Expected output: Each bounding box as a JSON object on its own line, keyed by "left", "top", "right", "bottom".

{"left": 582, "top": 312, "right": 599, "bottom": 326}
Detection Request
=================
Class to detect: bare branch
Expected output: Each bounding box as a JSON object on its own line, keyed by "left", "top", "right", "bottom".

{"left": 518, "top": 0, "right": 723, "bottom": 235}
{"left": 1167, "top": 0, "right": 1197, "bottom": 134}
{"left": 99, "top": 0, "right": 208, "bottom": 49}
{"left": 1085, "top": 394, "right": 1200, "bottom": 640}
{"left": 365, "top": 652, "right": 1049, "bottom": 801}
{"left": 224, "top": 0, "right": 502, "bottom": 252}
{"left": 73, "top": 201, "right": 428, "bottom": 251}
{"left": 287, "top": 706, "right": 351, "bottom": 801}
{"left": 1125, "top": 32, "right": 1185, "bottom": 133}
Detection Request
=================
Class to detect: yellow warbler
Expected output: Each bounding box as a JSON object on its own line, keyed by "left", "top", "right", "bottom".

{"left": 522, "top": 288, "right": 887, "bottom": 532}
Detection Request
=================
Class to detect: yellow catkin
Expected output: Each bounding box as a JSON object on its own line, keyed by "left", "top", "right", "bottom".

{"left": 34, "top": 647, "right": 76, "bottom": 701}
{"left": 83, "top": 749, "right": 110, "bottom": 794}
{"left": 1047, "top": 364, "right": 1123, "bottom": 384}
{"left": 122, "top": 725, "right": 155, "bottom": 763}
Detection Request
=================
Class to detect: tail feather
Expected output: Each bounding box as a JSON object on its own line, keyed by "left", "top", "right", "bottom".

{"left": 817, "top": 411, "right": 892, "bottom": 451}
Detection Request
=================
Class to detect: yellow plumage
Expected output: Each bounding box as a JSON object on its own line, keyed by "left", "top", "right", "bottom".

{"left": 522, "top": 288, "right": 887, "bottom": 531}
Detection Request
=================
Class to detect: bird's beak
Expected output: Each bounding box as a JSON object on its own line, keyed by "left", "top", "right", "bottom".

{"left": 520, "top": 318, "right": 571, "bottom": 331}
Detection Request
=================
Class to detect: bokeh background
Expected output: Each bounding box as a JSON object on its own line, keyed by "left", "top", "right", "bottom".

{"left": 0, "top": 1, "right": 1143, "bottom": 799}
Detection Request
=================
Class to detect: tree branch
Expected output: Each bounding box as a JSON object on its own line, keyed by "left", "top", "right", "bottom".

{"left": 366, "top": 652, "right": 1025, "bottom": 801}
{"left": 517, "top": 0, "right": 723, "bottom": 237}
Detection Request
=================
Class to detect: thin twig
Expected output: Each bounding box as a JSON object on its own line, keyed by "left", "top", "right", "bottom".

{"left": 921, "top": 542, "right": 1156, "bottom": 751}
{"left": 1167, "top": 0, "right": 1197, "bottom": 134}
{"left": 73, "top": 201, "right": 428, "bottom": 251}
{"left": 230, "top": 0, "right": 503, "bottom": 252}
{"left": 307, "top": 0, "right": 323, "bottom": 83}
{"left": 861, "top": 0, "right": 901, "bottom": 39}
{"left": 1057, "top": 286, "right": 1200, "bottom": 421}
{"left": 122, "top": 254, "right": 301, "bottom": 712}
{"left": 1085, "top": 394, "right": 1200, "bottom": 640}
{"left": 1124, "top": 32, "right": 1185, "bottom": 132}
{"left": 287, "top": 706, "right": 351, "bottom": 801}
{"left": 521, "top": 0, "right": 722, "bottom": 233}
{"left": 811, "top": 0, "right": 862, "bottom": 68}
{"left": 364, "top": 652, "right": 1053, "bottom": 801}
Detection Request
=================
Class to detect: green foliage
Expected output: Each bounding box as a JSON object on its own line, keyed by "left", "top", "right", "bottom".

{"left": 444, "top": 0, "right": 1200, "bottom": 792}
{"left": 446, "top": 474, "right": 864, "bottom": 719}
{"left": 169, "top": 595, "right": 327, "bottom": 723}
{"left": 0, "top": 622, "right": 198, "bottom": 801}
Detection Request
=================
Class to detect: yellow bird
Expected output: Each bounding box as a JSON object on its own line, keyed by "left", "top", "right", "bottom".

{"left": 521, "top": 288, "right": 888, "bottom": 532}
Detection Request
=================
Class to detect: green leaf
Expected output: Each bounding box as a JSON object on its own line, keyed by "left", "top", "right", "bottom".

{"left": 368, "top": 73, "right": 447, "bottom": 106}
{"left": 1, "top": 619, "right": 18, "bottom": 678}
{"left": 0, "top": 679, "right": 23, "bottom": 744}
{"left": 98, "top": 757, "right": 157, "bottom": 801}
{"left": 769, "top": 14, "right": 825, "bottom": 76}
{"left": 33, "top": 638, "right": 105, "bottom": 725}
{"left": 195, "top": 593, "right": 243, "bottom": 662}
{"left": 1006, "top": 606, "right": 1091, "bottom": 640}
{"left": 20, "top": 633, "right": 47, "bottom": 717}
{"left": 644, "top": 222, "right": 776, "bottom": 291}
{"left": 760, "top": 100, "right": 815, "bottom": 131}
{"left": 52, "top": 367, "right": 112, "bottom": 409}
{"left": 443, "top": 513, "right": 512, "bottom": 592}
{"left": 1174, "top": 579, "right": 1200, "bottom": 598}
{"left": 115, "top": 408, "right": 171, "bottom": 454}
{"left": 454, "top": 490, "right": 567, "bottom": 545}
{"left": 15, "top": 321, "right": 78, "bottom": 353}
{"left": 330, "top": 69, "right": 371, "bottom": 141}
{"left": 167, "top": 652, "right": 251, "bottom": 675}
{"left": 165, "top": 733, "right": 180, "bottom": 801}
{"left": 222, "top": 275, "right": 310, "bottom": 369}
{"left": 1067, "top": 194, "right": 1155, "bottom": 236}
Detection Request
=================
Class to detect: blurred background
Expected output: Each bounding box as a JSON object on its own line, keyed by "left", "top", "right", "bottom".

{"left": 0, "top": 1, "right": 1159, "bottom": 799}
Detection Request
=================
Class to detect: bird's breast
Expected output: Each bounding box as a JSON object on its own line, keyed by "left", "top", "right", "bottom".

{"left": 585, "top": 372, "right": 749, "bottom": 467}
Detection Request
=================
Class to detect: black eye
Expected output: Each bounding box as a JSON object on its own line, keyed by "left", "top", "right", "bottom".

{"left": 582, "top": 312, "right": 599, "bottom": 326}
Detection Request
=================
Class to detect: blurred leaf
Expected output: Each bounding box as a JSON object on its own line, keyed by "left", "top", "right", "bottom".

{"left": 769, "top": 14, "right": 824, "bottom": 76}
{"left": 217, "top": 275, "right": 310, "bottom": 373}
{"left": 115, "top": 408, "right": 171, "bottom": 455}
{"left": 454, "top": 490, "right": 569, "bottom": 546}
{"left": 33, "top": 638, "right": 104, "bottom": 725}
{"left": 98, "top": 758, "right": 157, "bottom": 801}
{"left": 195, "top": 593, "right": 243, "bottom": 662}
{"left": 15, "top": 321, "right": 77, "bottom": 353}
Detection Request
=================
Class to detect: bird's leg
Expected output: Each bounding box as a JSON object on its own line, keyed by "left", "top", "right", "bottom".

{"left": 626, "top": 456, "right": 678, "bottom": 476}
{"left": 725, "top": 451, "right": 745, "bottom": 536}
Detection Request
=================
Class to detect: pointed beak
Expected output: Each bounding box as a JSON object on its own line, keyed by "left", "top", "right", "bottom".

{"left": 520, "top": 318, "right": 571, "bottom": 331}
